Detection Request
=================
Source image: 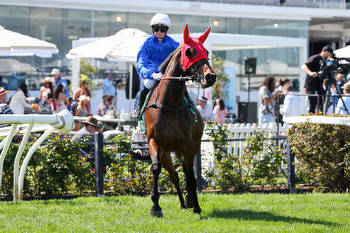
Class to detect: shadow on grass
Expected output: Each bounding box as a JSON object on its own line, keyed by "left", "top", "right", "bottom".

{"left": 202, "top": 208, "right": 337, "bottom": 226}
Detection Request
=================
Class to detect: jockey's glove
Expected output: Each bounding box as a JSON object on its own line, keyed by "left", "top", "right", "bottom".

{"left": 151, "top": 72, "right": 163, "bottom": 80}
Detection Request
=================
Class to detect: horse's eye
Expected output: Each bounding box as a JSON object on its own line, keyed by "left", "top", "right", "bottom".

{"left": 185, "top": 47, "right": 197, "bottom": 59}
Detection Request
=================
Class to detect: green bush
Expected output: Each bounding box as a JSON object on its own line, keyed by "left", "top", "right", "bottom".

{"left": 288, "top": 114, "right": 350, "bottom": 192}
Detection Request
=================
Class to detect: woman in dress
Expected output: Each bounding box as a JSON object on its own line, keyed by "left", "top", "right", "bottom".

{"left": 53, "top": 83, "right": 68, "bottom": 113}
{"left": 213, "top": 98, "right": 228, "bottom": 125}
{"left": 258, "top": 76, "right": 280, "bottom": 126}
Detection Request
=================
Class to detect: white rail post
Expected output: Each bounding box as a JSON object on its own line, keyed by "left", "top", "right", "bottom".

{"left": 18, "top": 127, "right": 54, "bottom": 200}
{"left": 0, "top": 125, "right": 18, "bottom": 191}
{"left": 13, "top": 123, "right": 33, "bottom": 201}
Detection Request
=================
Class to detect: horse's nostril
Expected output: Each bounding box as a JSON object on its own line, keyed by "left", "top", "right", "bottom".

{"left": 205, "top": 73, "right": 216, "bottom": 80}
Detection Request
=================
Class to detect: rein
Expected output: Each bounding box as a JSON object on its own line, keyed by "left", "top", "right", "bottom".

{"left": 160, "top": 74, "right": 199, "bottom": 82}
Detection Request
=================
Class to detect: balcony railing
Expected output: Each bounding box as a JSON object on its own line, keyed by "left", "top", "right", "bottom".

{"left": 166, "top": 0, "right": 348, "bottom": 9}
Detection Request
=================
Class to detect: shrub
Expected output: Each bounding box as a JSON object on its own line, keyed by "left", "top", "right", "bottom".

{"left": 288, "top": 115, "right": 350, "bottom": 192}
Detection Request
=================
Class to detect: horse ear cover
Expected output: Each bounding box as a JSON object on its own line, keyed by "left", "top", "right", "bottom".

{"left": 181, "top": 24, "right": 211, "bottom": 72}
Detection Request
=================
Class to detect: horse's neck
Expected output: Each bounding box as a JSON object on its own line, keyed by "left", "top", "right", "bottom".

{"left": 158, "top": 73, "right": 186, "bottom": 107}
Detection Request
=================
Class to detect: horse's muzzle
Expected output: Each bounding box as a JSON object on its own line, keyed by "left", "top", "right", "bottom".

{"left": 202, "top": 73, "right": 216, "bottom": 88}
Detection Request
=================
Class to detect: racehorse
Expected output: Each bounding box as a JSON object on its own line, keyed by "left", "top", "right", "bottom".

{"left": 144, "top": 24, "right": 216, "bottom": 216}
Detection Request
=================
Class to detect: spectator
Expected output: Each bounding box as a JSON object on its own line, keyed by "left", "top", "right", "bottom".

{"left": 196, "top": 96, "right": 213, "bottom": 121}
{"left": 40, "top": 77, "right": 53, "bottom": 103}
{"left": 73, "top": 77, "right": 91, "bottom": 102}
{"left": 9, "top": 83, "right": 32, "bottom": 114}
{"left": 73, "top": 76, "right": 91, "bottom": 114}
{"left": 302, "top": 45, "right": 334, "bottom": 113}
{"left": 213, "top": 98, "right": 228, "bottom": 125}
{"left": 53, "top": 83, "right": 68, "bottom": 113}
{"left": 135, "top": 13, "right": 179, "bottom": 120}
{"left": 74, "top": 95, "right": 90, "bottom": 131}
{"left": 98, "top": 94, "right": 112, "bottom": 116}
{"left": 280, "top": 85, "right": 304, "bottom": 123}
{"left": 276, "top": 78, "right": 291, "bottom": 123}
{"left": 102, "top": 72, "right": 116, "bottom": 103}
{"left": 39, "top": 77, "right": 53, "bottom": 112}
{"left": 258, "top": 76, "right": 280, "bottom": 126}
{"left": 72, "top": 116, "right": 98, "bottom": 142}
{"left": 335, "top": 82, "right": 350, "bottom": 115}
{"left": 51, "top": 68, "right": 69, "bottom": 96}
{"left": 0, "top": 87, "right": 13, "bottom": 114}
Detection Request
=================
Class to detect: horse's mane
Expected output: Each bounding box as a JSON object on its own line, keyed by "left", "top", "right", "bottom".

{"left": 158, "top": 46, "right": 182, "bottom": 74}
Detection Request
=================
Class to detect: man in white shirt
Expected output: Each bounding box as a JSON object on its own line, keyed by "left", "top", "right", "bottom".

{"left": 196, "top": 96, "right": 213, "bottom": 121}
{"left": 280, "top": 85, "right": 304, "bottom": 123}
{"left": 335, "top": 82, "right": 350, "bottom": 115}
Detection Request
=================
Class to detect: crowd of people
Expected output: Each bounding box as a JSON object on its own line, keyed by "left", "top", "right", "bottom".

{"left": 258, "top": 45, "right": 350, "bottom": 125}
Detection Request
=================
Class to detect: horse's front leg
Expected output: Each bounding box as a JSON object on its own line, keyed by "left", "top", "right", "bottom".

{"left": 148, "top": 138, "right": 163, "bottom": 217}
{"left": 183, "top": 155, "right": 201, "bottom": 214}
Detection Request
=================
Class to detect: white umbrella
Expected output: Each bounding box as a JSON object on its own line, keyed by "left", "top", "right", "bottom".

{"left": 66, "top": 28, "right": 149, "bottom": 62}
{"left": 334, "top": 45, "right": 350, "bottom": 58}
{"left": 0, "top": 25, "right": 58, "bottom": 58}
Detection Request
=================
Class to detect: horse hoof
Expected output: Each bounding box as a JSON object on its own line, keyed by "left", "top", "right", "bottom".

{"left": 193, "top": 207, "right": 201, "bottom": 214}
{"left": 150, "top": 209, "right": 163, "bottom": 217}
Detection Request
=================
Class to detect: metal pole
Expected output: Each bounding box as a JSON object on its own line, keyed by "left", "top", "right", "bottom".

{"left": 194, "top": 151, "right": 202, "bottom": 193}
{"left": 287, "top": 139, "right": 296, "bottom": 194}
{"left": 95, "top": 132, "right": 104, "bottom": 197}
{"left": 248, "top": 73, "right": 251, "bottom": 103}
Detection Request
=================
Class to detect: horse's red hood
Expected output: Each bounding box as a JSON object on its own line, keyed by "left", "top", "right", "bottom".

{"left": 181, "top": 24, "right": 210, "bottom": 72}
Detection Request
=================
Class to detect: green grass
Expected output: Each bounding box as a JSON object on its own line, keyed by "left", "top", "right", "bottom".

{"left": 0, "top": 193, "right": 349, "bottom": 232}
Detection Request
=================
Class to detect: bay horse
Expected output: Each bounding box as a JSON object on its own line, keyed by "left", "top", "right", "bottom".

{"left": 144, "top": 24, "right": 216, "bottom": 217}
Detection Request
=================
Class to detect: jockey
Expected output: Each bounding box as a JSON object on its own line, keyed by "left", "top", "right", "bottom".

{"left": 135, "top": 13, "right": 180, "bottom": 119}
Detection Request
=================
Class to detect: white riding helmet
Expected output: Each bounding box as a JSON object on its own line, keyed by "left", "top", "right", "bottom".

{"left": 150, "top": 13, "right": 171, "bottom": 28}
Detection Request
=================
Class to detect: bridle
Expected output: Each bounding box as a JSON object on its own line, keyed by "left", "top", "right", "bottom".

{"left": 159, "top": 59, "right": 208, "bottom": 83}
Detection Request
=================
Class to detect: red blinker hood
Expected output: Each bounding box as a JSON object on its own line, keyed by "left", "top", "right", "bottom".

{"left": 181, "top": 24, "right": 211, "bottom": 72}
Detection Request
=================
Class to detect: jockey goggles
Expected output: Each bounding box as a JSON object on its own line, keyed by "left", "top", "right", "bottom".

{"left": 152, "top": 25, "right": 168, "bottom": 33}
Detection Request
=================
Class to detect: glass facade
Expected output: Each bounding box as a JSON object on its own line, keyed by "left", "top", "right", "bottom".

{"left": 0, "top": 5, "right": 309, "bottom": 91}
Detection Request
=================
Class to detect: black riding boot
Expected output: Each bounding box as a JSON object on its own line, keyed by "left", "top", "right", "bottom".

{"left": 136, "top": 87, "right": 151, "bottom": 120}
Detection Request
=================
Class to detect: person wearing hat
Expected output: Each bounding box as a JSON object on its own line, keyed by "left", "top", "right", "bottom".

{"left": 0, "top": 87, "right": 13, "bottom": 115}
{"left": 72, "top": 116, "right": 98, "bottom": 142}
{"left": 51, "top": 68, "right": 69, "bottom": 96}
{"left": 135, "top": 13, "right": 180, "bottom": 120}
{"left": 40, "top": 77, "right": 53, "bottom": 105}
{"left": 196, "top": 96, "right": 213, "bottom": 121}
{"left": 302, "top": 45, "right": 334, "bottom": 113}
{"left": 335, "top": 82, "right": 350, "bottom": 115}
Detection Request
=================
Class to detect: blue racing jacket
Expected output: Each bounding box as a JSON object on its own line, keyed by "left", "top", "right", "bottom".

{"left": 137, "top": 34, "right": 179, "bottom": 80}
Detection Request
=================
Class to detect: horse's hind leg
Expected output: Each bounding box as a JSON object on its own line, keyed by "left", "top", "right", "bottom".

{"left": 183, "top": 155, "right": 201, "bottom": 214}
{"left": 148, "top": 138, "right": 163, "bottom": 217}
{"left": 160, "top": 152, "right": 186, "bottom": 210}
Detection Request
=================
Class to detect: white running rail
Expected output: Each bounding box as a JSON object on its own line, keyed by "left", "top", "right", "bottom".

{"left": 0, "top": 110, "right": 74, "bottom": 201}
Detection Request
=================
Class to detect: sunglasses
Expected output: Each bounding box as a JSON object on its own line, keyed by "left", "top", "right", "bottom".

{"left": 153, "top": 26, "right": 168, "bottom": 33}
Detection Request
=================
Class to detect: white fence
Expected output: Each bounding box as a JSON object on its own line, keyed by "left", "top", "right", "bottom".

{"left": 0, "top": 110, "right": 74, "bottom": 201}
{"left": 201, "top": 122, "right": 289, "bottom": 172}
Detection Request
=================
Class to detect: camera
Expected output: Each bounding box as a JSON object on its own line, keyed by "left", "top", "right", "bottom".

{"left": 319, "top": 56, "right": 350, "bottom": 77}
